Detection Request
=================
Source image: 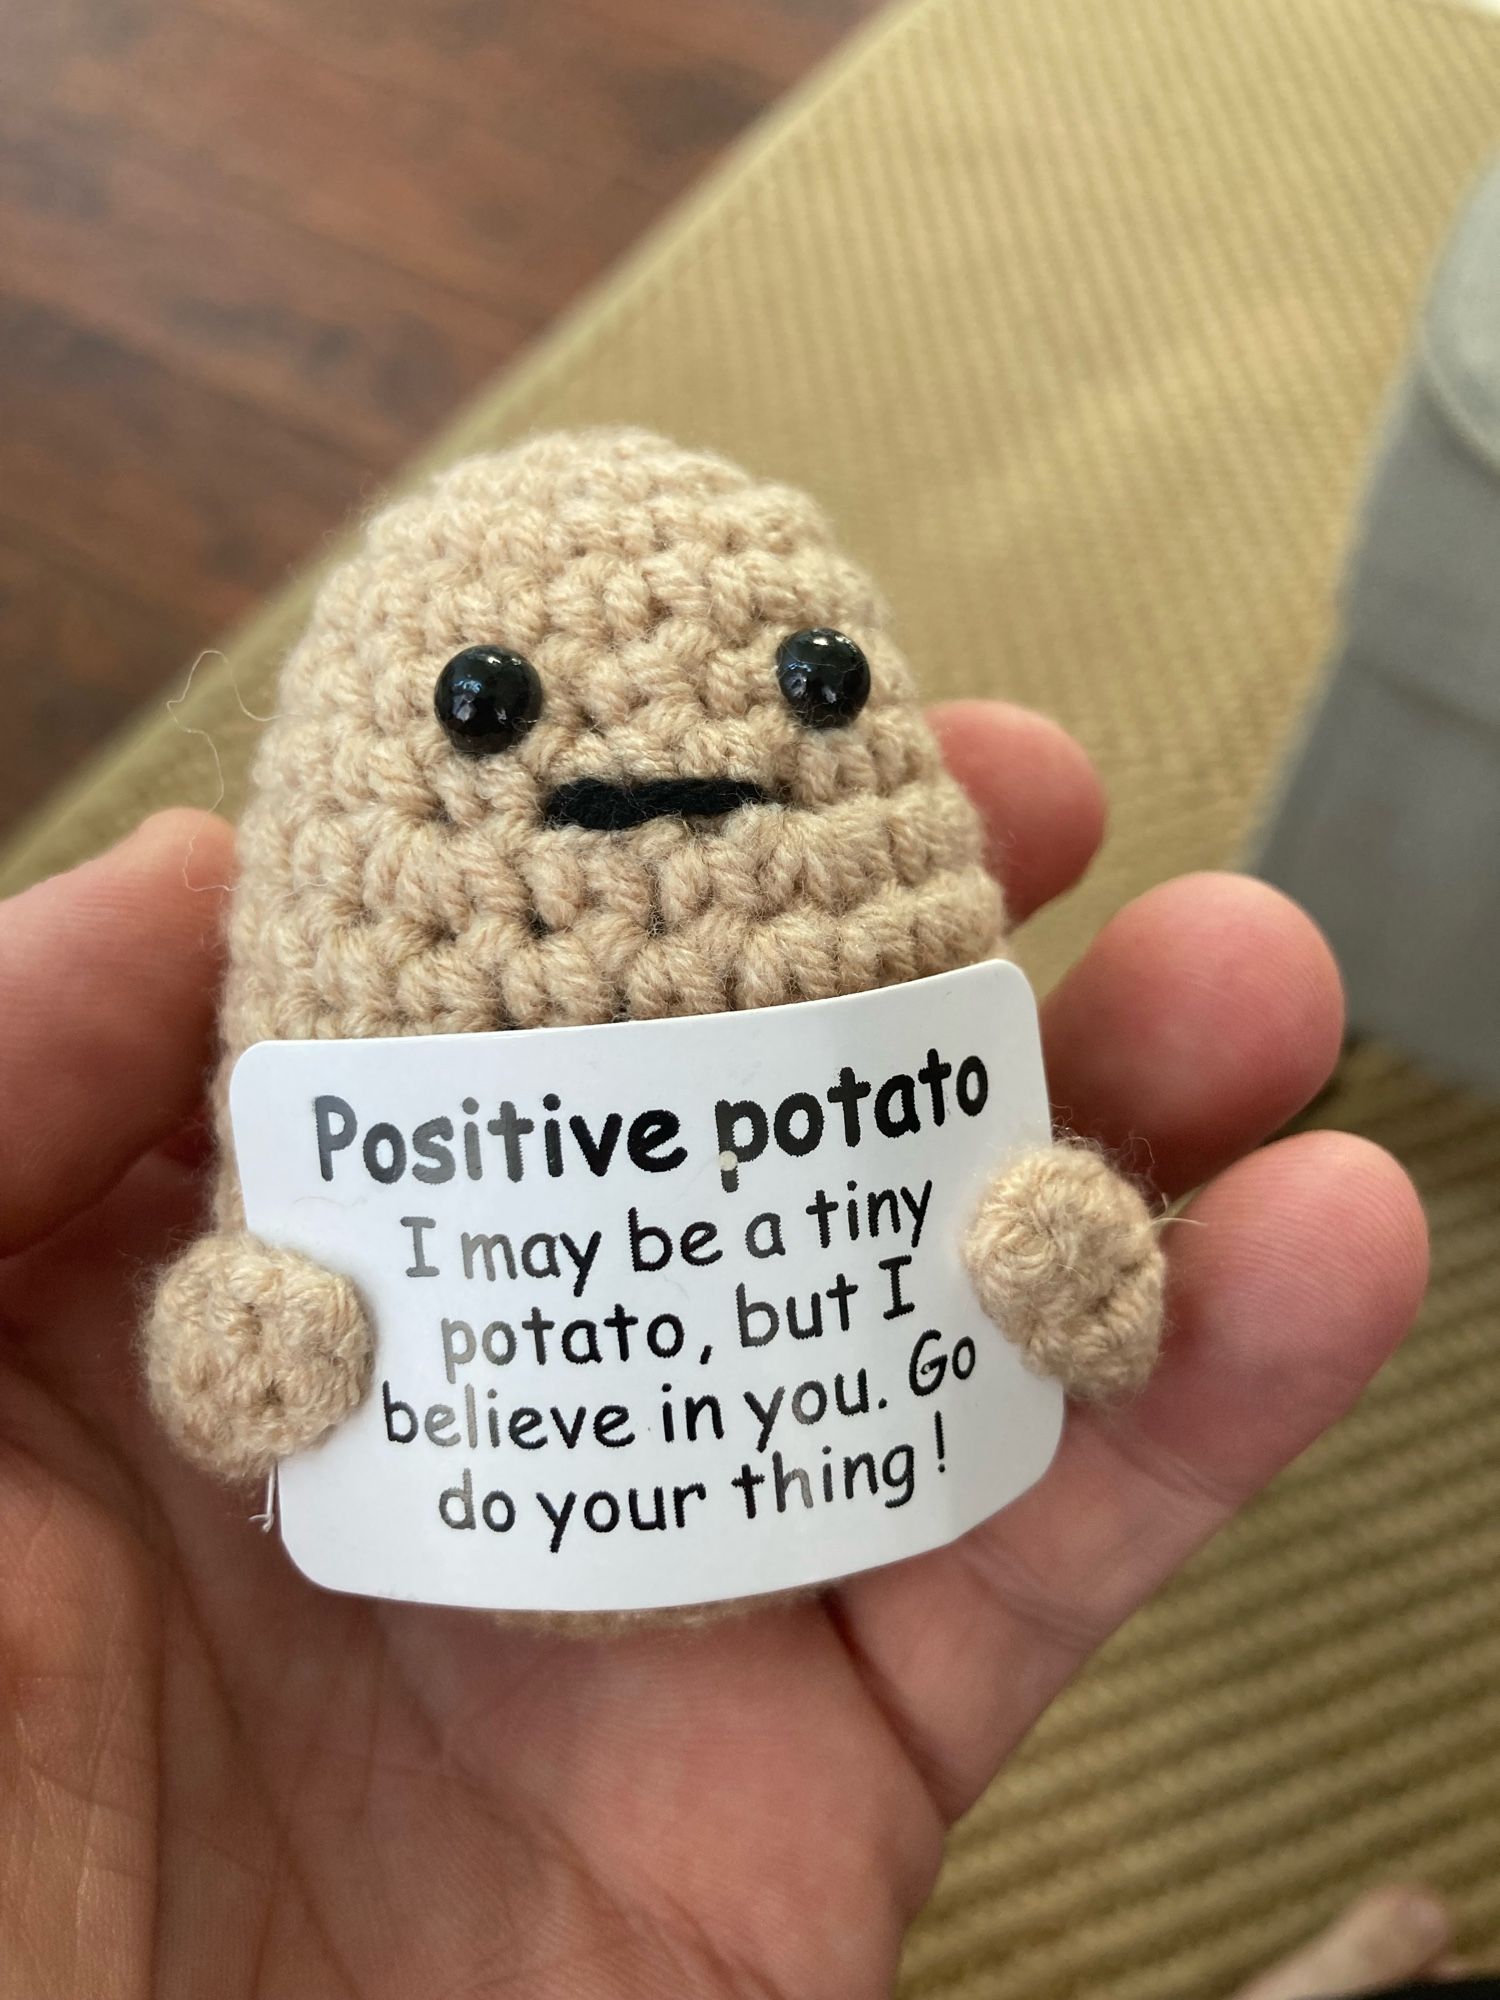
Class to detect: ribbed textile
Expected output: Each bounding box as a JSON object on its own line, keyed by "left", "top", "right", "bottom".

{"left": 5, "top": 0, "right": 1500, "bottom": 1993}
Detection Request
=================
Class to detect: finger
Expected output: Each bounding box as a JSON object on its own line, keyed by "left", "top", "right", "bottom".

{"left": 0, "top": 811, "right": 234, "bottom": 1255}
{"left": 929, "top": 700, "right": 1106, "bottom": 923}
{"left": 831, "top": 1132, "right": 1427, "bottom": 1818}
{"left": 1042, "top": 872, "right": 1345, "bottom": 1199}
{"left": 1233, "top": 1887, "right": 1452, "bottom": 2000}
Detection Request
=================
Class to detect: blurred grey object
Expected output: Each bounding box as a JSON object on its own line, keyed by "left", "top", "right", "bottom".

{"left": 1254, "top": 160, "right": 1500, "bottom": 1096}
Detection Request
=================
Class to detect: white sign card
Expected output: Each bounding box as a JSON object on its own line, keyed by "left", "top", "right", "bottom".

{"left": 230, "top": 959, "right": 1063, "bottom": 1613}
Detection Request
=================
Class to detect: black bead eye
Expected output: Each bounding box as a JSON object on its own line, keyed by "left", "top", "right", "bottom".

{"left": 434, "top": 646, "right": 542, "bottom": 757}
{"left": 774, "top": 628, "right": 871, "bottom": 729}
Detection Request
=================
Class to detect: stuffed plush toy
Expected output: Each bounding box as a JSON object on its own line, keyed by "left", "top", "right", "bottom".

{"left": 146, "top": 429, "right": 1164, "bottom": 1489}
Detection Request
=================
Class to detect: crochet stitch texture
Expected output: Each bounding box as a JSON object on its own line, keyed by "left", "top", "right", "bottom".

{"left": 146, "top": 428, "right": 1162, "bottom": 1489}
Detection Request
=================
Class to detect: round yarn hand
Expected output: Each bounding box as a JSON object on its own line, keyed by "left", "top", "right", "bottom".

{"left": 0, "top": 708, "right": 1425, "bottom": 1998}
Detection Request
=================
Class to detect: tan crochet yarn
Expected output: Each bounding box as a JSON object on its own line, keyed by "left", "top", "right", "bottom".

{"left": 964, "top": 1143, "right": 1162, "bottom": 1399}
{"left": 149, "top": 1235, "right": 372, "bottom": 1469}
{"left": 146, "top": 428, "right": 1163, "bottom": 1498}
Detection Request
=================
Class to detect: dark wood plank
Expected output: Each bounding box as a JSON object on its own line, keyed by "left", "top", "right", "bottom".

{"left": 0, "top": 0, "right": 883, "bottom": 840}
{"left": 0, "top": 531, "right": 199, "bottom": 830}
{"left": 0, "top": 99, "right": 526, "bottom": 456}
{"left": 7, "top": 11, "right": 626, "bottom": 319}
{"left": 0, "top": 298, "right": 375, "bottom": 619}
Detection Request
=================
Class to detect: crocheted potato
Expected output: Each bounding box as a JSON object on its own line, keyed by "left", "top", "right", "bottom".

{"left": 146, "top": 429, "right": 1163, "bottom": 1485}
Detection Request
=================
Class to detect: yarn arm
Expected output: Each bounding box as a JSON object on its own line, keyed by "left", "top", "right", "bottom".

{"left": 144, "top": 1233, "right": 374, "bottom": 1481}
{"left": 962, "top": 1142, "right": 1165, "bottom": 1399}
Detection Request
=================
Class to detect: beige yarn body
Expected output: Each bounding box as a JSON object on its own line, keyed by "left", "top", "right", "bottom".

{"left": 145, "top": 430, "right": 1163, "bottom": 1605}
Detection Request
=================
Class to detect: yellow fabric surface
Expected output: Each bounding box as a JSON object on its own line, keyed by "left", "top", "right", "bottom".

{"left": 7, "top": 0, "right": 1500, "bottom": 1993}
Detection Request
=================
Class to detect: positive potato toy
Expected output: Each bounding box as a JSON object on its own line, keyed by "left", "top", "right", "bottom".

{"left": 146, "top": 429, "right": 1164, "bottom": 1492}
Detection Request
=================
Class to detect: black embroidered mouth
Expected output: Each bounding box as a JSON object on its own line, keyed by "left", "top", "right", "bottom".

{"left": 542, "top": 776, "right": 774, "bottom": 832}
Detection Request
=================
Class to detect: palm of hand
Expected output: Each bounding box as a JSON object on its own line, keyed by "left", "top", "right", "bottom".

{"left": 0, "top": 708, "right": 1426, "bottom": 2000}
{"left": 6, "top": 1181, "right": 932, "bottom": 1996}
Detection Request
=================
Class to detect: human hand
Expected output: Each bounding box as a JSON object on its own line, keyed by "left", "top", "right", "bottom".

{"left": 0, "top": 700, "right": 1426, "bottom": 1999}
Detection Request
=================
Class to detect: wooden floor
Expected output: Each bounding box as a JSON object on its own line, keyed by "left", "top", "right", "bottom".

{"left": 0, "top": 0, "right": 880, "bottom": 838}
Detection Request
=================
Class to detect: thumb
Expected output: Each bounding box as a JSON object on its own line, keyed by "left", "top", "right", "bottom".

{"left": 0, "top": 811, "right": 234, "bottom": 1255}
